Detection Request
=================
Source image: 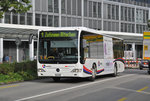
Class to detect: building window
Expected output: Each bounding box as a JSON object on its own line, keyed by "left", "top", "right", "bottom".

{"left": 48, "top": 15, "right": 53, "bottom": 27}
{"left": 84, "top": 0, "right": 87, "bottom": 17}
{"left": 128, "top": 24, "right": 131, "bottom": 32}
{"left": 132, "top": 8, "right": 135, "bottom": 22}
{"left": 132, "top": 24, "right": 135, "bottom": 33}
{"left": 67, "top": 0, "right": 71, "bottom": 15}
{"left": 98, "top": 20, "right": 101, "bottom": 30}
{"left": 20, "top": 13, "right": 25, "bottom": 25}
{"left": 116, "top": 5, "right": 119, "bottom": 20}
{"left": 93, "top": 2, "right": 97, "bottom": 18}
{"left": 72, "top": 0, "right": 76, "bottom": 15}
{"left": 143, "top": 10, "right": 146, "bottom": 23}
{"left": 35, "top": 14, "right": 41, "bottom": 26}
{"left": 54, "top": 16, "right": 59, "bottom": 27}
{"left": 108, "top": 4, "right": 111, "bottom": 19}
{"left": 89, "top": 19, "right": 92, "bottom": 28}
{"left": 112, "top": 5, "right": 115, "bottom": 20}
{"left": 72, "top": 18, "right": 76, "bottom": 26}
{"left": 93, "top": 20, "right": 97, "bottom": 29}
{"left": 54, "top": 0, "right": 59, "bottom": 13}
{"left": 124, "top": 23, "right": 127, "bottom": 32}
{"left": 108, "top": 21, "right": 111, "bottom": 31}
{"left": 77, "top": 18, "right": 82, "bottom": 26}
{"left": 67, "top": 17, "right": 71, "bottom": 26}
{"left": 61, "top": 16, "right": 66, "bottom": 27}
{"left": 48, "top": 0, "right": 53, "bottom": 12}
{"left": 121, "top": 6, "right": 124, "bottom": 20}
{"left": 124, "top": 7, "right": 127, "bottom": 21}
{"left": 35, "top": 0, "right": 41, "bottom": 11}
{"left": 146, "top": 10, "right": 148, "bottom": 23}
{"left": 42, "top": 15, "right": 47, "bottom": 26}
{"left": 121, "top": 23, "right": 124, "bottom": 32}
{"left": 77, "top": 0, "right": 82, "bottom": 16}
{"left": 61, "top": 0, "right": 66, "bottom": 14}
{"left": 98, "top": 3, "right": 101, "bottom": 18}
{"left": 128, "top": 8, "right": 131, "bottom": 21}
{"left": 27, "top": 13, "right": 33, "bottom": 25}
{"left": 12, "top": 13, "right": 18, "bottom": 24}
{"left": 5, "top": 12, "right": 11, "bottom": 24}
{"left": 89, "top": 1, "right": 92, "bottom": 17}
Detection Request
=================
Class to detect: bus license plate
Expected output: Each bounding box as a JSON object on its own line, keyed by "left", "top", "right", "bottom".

{"left": 55, "top": 74, "right": 61, "bottom": 77}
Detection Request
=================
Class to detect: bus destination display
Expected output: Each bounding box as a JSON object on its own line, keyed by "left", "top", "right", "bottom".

{"left": 40, "top": 31, "right": 77, "bottom": 38}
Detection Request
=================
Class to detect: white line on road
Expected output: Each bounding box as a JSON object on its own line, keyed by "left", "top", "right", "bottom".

{"left": 112, "top": 86, "right": 150, "bottom": 95}
{"left": 15, "top": 74, "right": 135, "bottom": 101}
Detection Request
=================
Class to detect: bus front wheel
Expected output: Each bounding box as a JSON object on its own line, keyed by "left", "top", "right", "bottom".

{"left": 89, "top": 64, "right": 97, "bottom": 81}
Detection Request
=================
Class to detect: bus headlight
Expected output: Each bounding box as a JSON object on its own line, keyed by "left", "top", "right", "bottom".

{"left": 71, "top": 69, "right": 82, "bottom": 73}
{"left": 38, "top": 68, "right": 46, "bottom": 72}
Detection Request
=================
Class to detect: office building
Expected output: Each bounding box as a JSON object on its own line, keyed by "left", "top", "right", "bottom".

{"left": 0, "top": 0, "right": 149, "bottom": 62}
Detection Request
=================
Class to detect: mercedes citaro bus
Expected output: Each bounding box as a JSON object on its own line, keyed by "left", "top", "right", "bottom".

{"left": 36, "top": 27, "right": 125, "bottom": 81}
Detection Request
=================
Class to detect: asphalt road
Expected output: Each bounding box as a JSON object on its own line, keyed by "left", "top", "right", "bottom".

{"left": 0, "top": 69, "right": 150, "bottom": 101}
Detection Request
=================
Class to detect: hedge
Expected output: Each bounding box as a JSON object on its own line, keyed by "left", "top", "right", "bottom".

{"left": 0, "top": 61, "right": 37, "bottom": 84}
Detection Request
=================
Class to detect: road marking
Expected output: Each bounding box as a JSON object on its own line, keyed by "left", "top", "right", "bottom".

{"left": 112, "top": 87, "right": 150, "bottom": 95}
{"left": 15, "top": 74, "right": 135, "bottom": 101}
{"left": 0, "top": 84, "right": 19, "bottom": 89}
{"left": 137, "top": 86, "right": 148, "bottom": 92}
{"left": 118, "top": 97, "right": 127, "bottom": 101}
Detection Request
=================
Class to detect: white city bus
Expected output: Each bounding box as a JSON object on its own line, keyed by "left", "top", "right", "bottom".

{"left": 37, "top": 27, "right": 125, "bottom": 81}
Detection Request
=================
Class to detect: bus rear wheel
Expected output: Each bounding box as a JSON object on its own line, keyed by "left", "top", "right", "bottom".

{"left": 112, "top": 64, "right": 118, "bottom": 77}
{"left": 52, "top": 77, "right": 61, "bottom": 82}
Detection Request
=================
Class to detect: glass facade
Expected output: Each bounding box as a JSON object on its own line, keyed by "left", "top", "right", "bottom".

{"left": 0, "top": 0, "right": 149, "bottom": 34}
{"left": 27, "top": 13, "right": 33, "bottom": 25}
{"left": 20, "top": 13, "right": 25, "bottom": 25}
{"left": 0, "top": 0, "right": 149, "bottom": 62}
{"left": 4, "top": 12, "right": 11, "bottom": 24}
{"left": 109, "top": 0, "right": 150, "bottom": 7}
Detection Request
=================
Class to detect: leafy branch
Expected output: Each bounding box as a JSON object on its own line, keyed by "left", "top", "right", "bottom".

{"left": 0, "top": 0, "right": 32, "bottom": 18}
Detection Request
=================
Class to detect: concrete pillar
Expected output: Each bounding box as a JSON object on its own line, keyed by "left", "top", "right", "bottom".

{"left": 16, "top": 45, "right": 19, "bottom": 62}
{"left": 134, "top": 6, "right": 136, "bottom": 33}
{"left": 29, "top": 39, "right": 34, "bottom": 61}
{"left": 132, "top": 43, "right": 136, "bottom": 60}
{"left": 119, "top": 3, "right": 121, "bottom": 32}
{"left": 81, "top": 0, "right": 84, "bottom": 26}
{"left": 101, "top": 0, "right": 104, "bottom": 30}
{"left": 59, "top": 0, "right": 61, "bottom": 27}
{"left": 0, "top": 38, "right": 3, "bottom": 63}
{"left": 32, "top": 0, "right": 35, "bottom": 26}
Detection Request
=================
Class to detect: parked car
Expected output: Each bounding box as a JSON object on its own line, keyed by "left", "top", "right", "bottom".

{"left": 139, "top": 60, "right": 149, "bottom": 70}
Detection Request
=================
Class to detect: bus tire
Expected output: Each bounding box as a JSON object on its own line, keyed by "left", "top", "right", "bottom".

{"left": 89, "top": 64, "right": 97, "bottom": 81}
{"left": 52, "top": 77, "right": 60, "bottom": 82}
{"left": 112, "top": 63, "right": 118, "bottom": 77}
{"left": 147, "top": 70, "right": 150, "bottom": 75}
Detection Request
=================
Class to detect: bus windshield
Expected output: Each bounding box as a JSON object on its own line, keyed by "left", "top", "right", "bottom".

{"left": 38, "top": 31, "right": 78, "bottom": 64}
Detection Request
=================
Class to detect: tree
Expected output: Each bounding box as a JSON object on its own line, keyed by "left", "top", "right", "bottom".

{"left": 0, "top": 0, "right": 32, "bottom": 18}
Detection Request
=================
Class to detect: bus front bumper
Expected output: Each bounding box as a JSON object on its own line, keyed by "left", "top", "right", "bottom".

{"left": 38, "top": 72, "right": 84, "bottom": 78}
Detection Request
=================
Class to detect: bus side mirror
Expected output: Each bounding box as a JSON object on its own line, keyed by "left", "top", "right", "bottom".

{"left": 29, "top": 34, "right": 37, "bottom": 44}
{"left": 29, "top": 34, "right": 34, "bottom": 44}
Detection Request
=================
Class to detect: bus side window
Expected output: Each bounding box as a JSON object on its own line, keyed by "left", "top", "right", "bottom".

{"left": 83, "top": 39, "right": 89, "bottom": 58}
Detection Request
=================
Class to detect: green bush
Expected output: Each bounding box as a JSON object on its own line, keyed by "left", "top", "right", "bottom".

{"left": 0, "top": 63, "right": 14, "bottom": 75}
{"left": 0, "top": 73, "right": 23, "bottom": 84}
{"left": 0, "top": 60, "right": 37, "bottom": 84}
